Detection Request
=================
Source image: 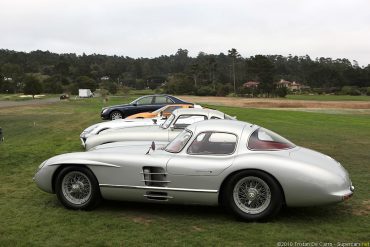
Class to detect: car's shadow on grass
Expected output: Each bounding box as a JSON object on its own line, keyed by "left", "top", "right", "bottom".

{"left": 94, "top": 199, "right": 348, "bottom": 223}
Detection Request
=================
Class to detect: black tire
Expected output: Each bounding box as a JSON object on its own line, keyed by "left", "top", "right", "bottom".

{"left": 55, "top": 166, "right": 101, "bottom": 210}
{"left": 110, "top": 111, "right": 123, "bottom": 120}
{"left": 223, "top": 170, "right": 283, "bottom": 221}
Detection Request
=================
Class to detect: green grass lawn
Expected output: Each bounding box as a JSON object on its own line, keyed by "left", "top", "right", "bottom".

{"left": 0, "top": 98, "right": 369, "bottom": 246}
{"left": 286, "top": 94, "right": 370, "bottom": 101}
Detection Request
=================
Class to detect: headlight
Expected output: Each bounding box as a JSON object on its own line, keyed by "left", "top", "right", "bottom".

{"left": 102, "top": 108, "right": 109, "bottom": 114}
{"left": 36, "top": 160, "right": 48, "bottom": 173}
{"left": 83, "top": 125, "right": 98, "bottom": 134}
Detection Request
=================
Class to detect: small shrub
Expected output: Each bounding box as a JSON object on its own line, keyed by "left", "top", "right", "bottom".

{"left": 196, "top": 86, "right": 216, "bottom": 96}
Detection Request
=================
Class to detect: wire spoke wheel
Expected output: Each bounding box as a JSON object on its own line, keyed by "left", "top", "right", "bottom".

{"left": 233, "top": 176, "right": 271, "bottom": 215}
{"left": 62, "top": 171, "right": 92, "bottom": 205}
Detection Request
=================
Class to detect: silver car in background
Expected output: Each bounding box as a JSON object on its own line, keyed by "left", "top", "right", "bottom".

{"left": 84, "top": 108, "right": 236, "bottom": 150}
{"left": 34, "top": 120, "right": 354, "bottom": 221}
{"left": 80, "top": 118, "right": 165, "bottom": 147}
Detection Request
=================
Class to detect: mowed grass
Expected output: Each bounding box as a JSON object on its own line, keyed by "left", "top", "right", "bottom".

{"left": 0, "top": 97, "right": 369, "bottom": 246}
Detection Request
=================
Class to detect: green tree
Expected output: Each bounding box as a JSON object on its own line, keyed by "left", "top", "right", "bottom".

{"left": 75, "top": 76, "right": 97, "bottom": 91}
{"left": 43, "top": 75, "right": 63, "bottom": 93}
{"left": 23, "top": 75, "right": 42, "bottom": 98}
{"left": 247, "top": 55, "right": 275, "bottom": 97}
{"left": 228, "top": 48, "right": 241, "bottom": 94}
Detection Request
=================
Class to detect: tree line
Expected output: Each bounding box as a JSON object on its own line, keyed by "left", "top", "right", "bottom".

{"left": 0, "top": 48, "right": 369, "bottom": 97}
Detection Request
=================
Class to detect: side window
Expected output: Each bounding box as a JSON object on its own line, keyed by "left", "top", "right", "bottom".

{"left": 210, "top": 116, "right": 221, "bottom": 119}
{"left": 165, "top": 96, "right": 174, "bottom": 103}
{"left": 173, "top": 115, "right": 207, "bottom": 129}
{"left": 188, "top": 132, "right": 237, "bottom": 155}
{"left": 136, "top": 96, "right": 153, "bottom": 105}
{"left": 155, "top": 96, "right": 173, "bottom": 104}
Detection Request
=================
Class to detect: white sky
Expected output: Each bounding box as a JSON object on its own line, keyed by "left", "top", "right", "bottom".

{"left": 1, "top": 0, "right": 369, "bottom": 66}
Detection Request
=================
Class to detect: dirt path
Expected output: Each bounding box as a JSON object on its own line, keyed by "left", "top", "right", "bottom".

{"left": 179, "top": 96, "right": 370, "bottom": 109}
{"left": 0, "top": 97, "right": 60, "bottom": 108}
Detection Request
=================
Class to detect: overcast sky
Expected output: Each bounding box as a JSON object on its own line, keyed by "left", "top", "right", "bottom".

{"left": 1, "top": 0, "right": 369, "bottom": 66}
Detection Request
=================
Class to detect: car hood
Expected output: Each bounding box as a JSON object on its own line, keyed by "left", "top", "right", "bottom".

{"left": 44, "top": 142, "right": 171, "bottom": 168}
{"left": 84, "top": 125, "right": 173, "bottom": 150}
{"left": 90, "top": 141, "right": 169, "bottom": 153}
{"left": 99, "top": 124, "right": 164, "bottom": 135}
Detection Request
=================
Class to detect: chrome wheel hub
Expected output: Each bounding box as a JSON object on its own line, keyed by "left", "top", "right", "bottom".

{"left": 247, "top": 188, "right": 258, "bottom": 200}
{"left": 111, "top": 113, "right": 122, "bottom": 120}
{"left": 233, "top": 176, "right": 271, "bottom": 214}
{"left": 62, "top": 171, "right": 92, "bottom": 205}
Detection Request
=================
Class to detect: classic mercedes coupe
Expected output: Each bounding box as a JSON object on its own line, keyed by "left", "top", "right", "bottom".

{"left": 34, "top": 120, "right": 354, "bottom": 221}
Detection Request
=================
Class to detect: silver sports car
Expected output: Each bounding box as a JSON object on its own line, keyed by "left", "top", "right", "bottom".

{"left": 34, "top": 120, "right": 354, "bottom": 221}
{"left": 84, "top": 108, "right": 236, "bottom": 150}
{"left": 80, "top": 118, "right": 165, "bottom": 147}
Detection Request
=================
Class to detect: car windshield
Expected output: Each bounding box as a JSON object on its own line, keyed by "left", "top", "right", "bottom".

{"left": 161, "top": 114, "right": 175, "bottom": 129}
{"left": 224, "top": 114, "right": 236, "bottom": 120}
{"left": 153, "top": 105, "right": 168, "bottom": 114}
{"left": 165, "top": 130, "right": 192, "bottom": 153}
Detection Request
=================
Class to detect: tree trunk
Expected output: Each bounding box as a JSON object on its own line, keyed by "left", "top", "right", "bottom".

{"left": 232, "top": 59, "right": 236, "bottom": 94}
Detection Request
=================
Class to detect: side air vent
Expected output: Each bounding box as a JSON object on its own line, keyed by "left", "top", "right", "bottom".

{"left": 141, "top": 167, "right": 170, "bottom": 187}
{"left": 144, "top": 191, "right": 173, "bottom": 201}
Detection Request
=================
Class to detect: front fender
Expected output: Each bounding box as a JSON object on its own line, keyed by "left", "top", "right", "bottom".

{"left": 34, "top": 156, "right": 121, "bottom": 193}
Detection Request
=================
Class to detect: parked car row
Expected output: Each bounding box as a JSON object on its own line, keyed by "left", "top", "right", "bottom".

{"left": 101, "top": 94, "right": 193, "bottom": 120}
{"left": 34, "top": 94, "right": 354, "bottom": 221}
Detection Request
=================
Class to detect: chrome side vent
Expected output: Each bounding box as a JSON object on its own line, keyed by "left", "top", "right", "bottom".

{"left": 141, "top": 167, "right": 169, "bottom": 187}
{"left": 144, "top": 191, "right": 173, "bottom": 201}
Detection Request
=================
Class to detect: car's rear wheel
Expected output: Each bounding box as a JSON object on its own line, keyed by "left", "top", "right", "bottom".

{"left": 224, "top": 170, "right": 283, "bottom": 221}
{"left": 55, "top": 166, "right": 101, "bottom": 210}
{"left": 110, "top": 111, "right": 123, "bottom": 120}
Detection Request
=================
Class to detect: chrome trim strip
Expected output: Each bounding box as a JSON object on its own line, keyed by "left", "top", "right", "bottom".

{"left": 49, "top": 163, "right": 120, "bottom": 168}
{"left": 140, "top": 172, "right": 169, "bottom": 175}
{"left": 100, "top": 184, "right": 218, "bottom": 193}
{"left": 141, "top": 180, "right": 171, "bottom": 183}
{"left": 143, "top": 195, "right": 173, "bottom": 199}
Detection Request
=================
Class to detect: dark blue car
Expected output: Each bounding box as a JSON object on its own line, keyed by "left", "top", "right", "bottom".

{"left": 100, "top": 94, "right": 193, "bottom": 120}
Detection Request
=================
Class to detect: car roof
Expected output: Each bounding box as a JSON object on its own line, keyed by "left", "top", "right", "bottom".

{"left": 186, "top": 119, "right": 255, "bottom": 136}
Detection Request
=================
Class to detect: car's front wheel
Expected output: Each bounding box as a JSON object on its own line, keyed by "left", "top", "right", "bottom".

{"left": 110, "top": 111, "right": 123, "bottom": 120}
{"left": 224, "top": 170, "right": 283, "bottom": 221}
{"left": 55, "top": 166, "right": 101, "bottom": 210}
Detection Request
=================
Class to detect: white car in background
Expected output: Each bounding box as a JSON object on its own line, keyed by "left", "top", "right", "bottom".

{"left": 80, "top": 105, "right": 203, "bottom": 147}
{"left": 80, "top": 118, "right": 164, "bottom": 147}
{"left": 84, "top": 108, "right": 236, "bottom": 150}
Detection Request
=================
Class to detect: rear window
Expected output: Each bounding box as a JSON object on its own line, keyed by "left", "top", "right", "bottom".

{"left": 248, "top": 128, "right": 295, "bottom": 150}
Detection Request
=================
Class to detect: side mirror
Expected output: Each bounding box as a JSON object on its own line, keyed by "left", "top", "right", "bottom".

{"left": 146, "top": 141, "right": 156, "bottom": 155}
{"left": 132, "top": 103, "right": 137, "bottom": 106}
{"left": 152, "top": 119, "right": 158, "bottom": 124}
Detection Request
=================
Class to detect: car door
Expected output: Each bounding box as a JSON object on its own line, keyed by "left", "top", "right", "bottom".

{"left": 152, "top": 95, "right": 173, "bottom": 111}
{"left": 166, "top": 132, "right": 238, "bottom": 177}
{"left": 134, "top": 96, "right": 155, "bottom": 114}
